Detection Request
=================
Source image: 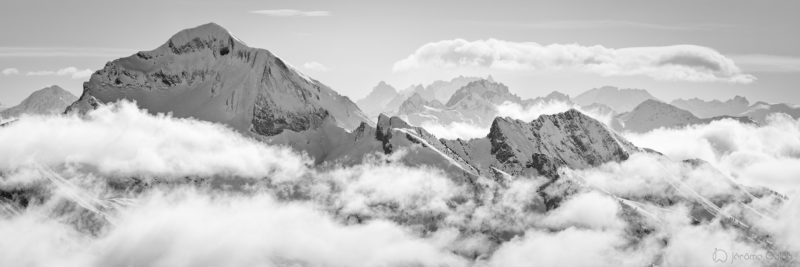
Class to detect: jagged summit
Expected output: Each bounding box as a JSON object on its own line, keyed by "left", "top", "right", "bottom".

{"left": 166, "top": 22, "right": 245, "bottom": 50}
{"left": 485, "top": 109, "right": 638, "bottom": 176}
{"left": 356, "top": 81, "right": 400, "bottom": 120}
{"left": 446, "top": 79, "right": 517, "bottom": 106}
{"left": 67, "top": 22, "right": 370, "bottom": 135}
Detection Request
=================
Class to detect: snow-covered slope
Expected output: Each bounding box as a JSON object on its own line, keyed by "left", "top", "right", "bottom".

{"left": 740, "top": 101, "right": 800, "bottom": 124}
{"left": 0, "top": 85, "right": 77, "bottom": 119}
{"left": 670, "top": 96, "right": 750, "bottom": 118}
{"left": 573, "top": 86, "right": 658, "bottom": 113}
{"left": 614, "top": 100, "right": 755, "bottom": 133}
{"left": 66, "top": 23, "right": 370, "bottom": 135}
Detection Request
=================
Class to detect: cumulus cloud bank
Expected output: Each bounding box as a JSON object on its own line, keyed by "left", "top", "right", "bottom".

{"left": 624, "top": 114, "right": 800, "bottom": 194}
{"left": 0, "top": 101, "right": 798, "bottom": 266}
{"left": 393, "top": 39, "right": 755, "bottom": 83}
{"left": 0, "top": 101, "right": 307, "bottom": 182}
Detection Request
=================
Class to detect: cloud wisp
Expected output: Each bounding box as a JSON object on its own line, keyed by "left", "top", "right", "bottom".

{"left": 0, "top": 47, "right": 132, "bottom": 58}
{"left": 25, "top": 67, "right": 93, "bottom": 79}
{"left": 1, "top": 68, "right": 19, "bottom": 75}
{"left": 730, "top": 54, "right": 800, "bottom": 73}
{"left": 303, "top": 61, "right": 330, "bottom": 72}
{"left": 393, "top": 39, "right": 755, "bottom": 83}
{"left": 250, "top": 9, "right": 331, "bottom": 17}
{"left": 459, "top": 20, "right": 733, "bottom": 32}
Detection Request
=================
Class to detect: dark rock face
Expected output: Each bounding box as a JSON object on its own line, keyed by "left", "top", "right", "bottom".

{"left": 485, "top": 109, "right": 638, "bottom": 177}
{"left": 251, "top": 98, "right": 329, "bottom": 136}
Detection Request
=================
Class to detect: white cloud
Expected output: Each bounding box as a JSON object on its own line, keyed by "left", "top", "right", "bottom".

{"left": 0, "top": 189, "right": 466, "bottom": 267}
{"left": 0, "top": 101, "right": 308, "bottom": 182}
{"left": 496, "top": 100, "right": 615, "bottom": 126}
{"left": 393, "top": 39, "right": 755, "bottom": 83}
{"left": 26, "top": 67, "right": 93, "bottom": 79}
{"left": 623, "top": 113, "right": 800, "bottom": 194}
{"left": 1, "top": 99, "right": 799, "bottom": 266}
{"left": 302, "top": 61, "right": 330, "bottom": 72}
{"left": 250, "top": 9, "right": 331, "bottom": 17}
{"left": 488, "top": 227, "right": 652, "bottom": 267}
{"left": 419, "top": 121, "right": 488, "bottom": 140}
{"left": 0, "top": 47, "right": 132, "bottom": 58}
{"left": 539, "top": 191, "right": 625, "bottom": 230}
{"left": 730, "top": 54, "right": 800, "bottom": 73}
{"left": 1, "top": 68, "right": 19, "bottom": 75}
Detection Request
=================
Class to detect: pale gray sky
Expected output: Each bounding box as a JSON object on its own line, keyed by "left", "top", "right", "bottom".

{"left": 1, "top": 0, "right": 798, "bottom": 105}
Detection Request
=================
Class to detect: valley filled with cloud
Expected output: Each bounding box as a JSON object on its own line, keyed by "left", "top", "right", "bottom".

{"left": 0, "top": 101, "right": 797, "bottom": 266}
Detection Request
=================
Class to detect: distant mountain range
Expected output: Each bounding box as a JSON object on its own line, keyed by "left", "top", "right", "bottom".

{"left": 397, "top": 79, "right": 524, "bottom": 127}
{"left": 356, "top": 76, "right": 484, "bottom": 120}
{"left": 573, "top": 86, "right": 658, "bottom": 113}
{"left": 741, "top": 101, "right": 800, "bottom": 124}
{"left": 670, "top": 96, "right": 750, "bottom": 118}
{"left": 669, "top": 96, "right": 800, "bottom": 124}
{"left": 612, "top": 99, "right": 755, "bottom": 133}
{"left": 0, "top": 85, "right": 77, "bottom": 119}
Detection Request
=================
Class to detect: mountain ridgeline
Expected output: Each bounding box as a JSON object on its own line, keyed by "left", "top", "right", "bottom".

{"left": 1, "top": 85, "right": 77, "bottom": 119}
{"left": 67, "top": 23, "right": 370, "bottom": 135}
{"left": 56, "top": 23, "right": 657, "bottom": 191}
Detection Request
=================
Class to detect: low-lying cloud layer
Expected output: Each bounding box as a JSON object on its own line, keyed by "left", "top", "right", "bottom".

{"left": 0, "top": 101, "right": 797, "bottom": 266}
{"left": 624, "top": 113, "right": 800, "bottom": 195}
{"left": 393, "top": 39, "right": 755, "bottom": 83}
{"left": 0, "top": 102, "right": 306, "bottom": 182}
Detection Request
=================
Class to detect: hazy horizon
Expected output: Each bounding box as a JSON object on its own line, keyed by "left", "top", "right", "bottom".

{"left": 1, "top": 0, "right": 799, "bottom": 106}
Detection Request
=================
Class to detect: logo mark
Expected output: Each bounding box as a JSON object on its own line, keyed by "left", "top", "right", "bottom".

{"left": 713, "top": 248, "right": 728, "bottom": 263}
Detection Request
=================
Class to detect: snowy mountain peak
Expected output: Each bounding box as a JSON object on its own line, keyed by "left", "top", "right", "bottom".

{"left": 166, "top": 22, "right": 243, "bottom": 51}
{"left": 446, "top": 79, "right": 517, "bottom": 107}
{"left": 66, "top": 22, "right": 370, "bottom": 135}
{"left": 482, "top": 109, "right": 640, "bottom": 177}
{"left": 1, "top": 85, "right": 77, "bottom": 119}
